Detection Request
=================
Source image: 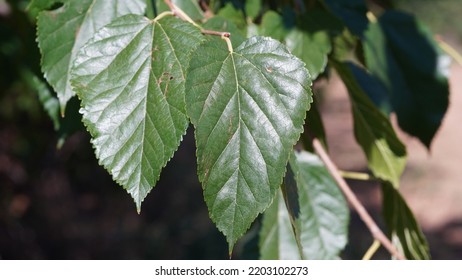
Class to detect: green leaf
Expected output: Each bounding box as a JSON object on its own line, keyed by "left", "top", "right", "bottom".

{"left": 363, "top": 11, "right": 450, "bottom": 148}
{"left": 260, "top": 9, "right": 341, "bottom": 79}
{"left": 21, "top": 70, "right": 83, "bottom": 147}
{"left": 217, "top": 2, "right": 246, "bottom": 31}
{"left": 186, "top": 36, "right": 312, "bottom": 251}
{"left": 348, "top": 62, "right": 390, "bottom": 114}
{"left": 333, "top": 60, "right": 406, "bottom": 187}
{"left": 259, "top": 189, "right": 301, "bottom": 260}
{"left": 71, "top": 15, "right": 204, "bottom": 211}
{"left": 172, "top": 0, "right": 204, "bottom": 22}
{"left": 285, "top": 28, "right": 330, "bottom": 80}
{"left": 324, "top": 0, "right": 368, "bottom": 37}
{"left": 27, "top": 0, "right": 64, "bottom": 20}
{"left": 382, "top": 183, "right": 431, "bottom": 260}
{"left": 37, "top": 0, "right": 146, "bottom": 114}
{"left": 285, "top": 151, "right": 349, "bottom": 259}
{"left": 245, "top": 0, "right": 261, "bottom": 21}
{"left": 21, "top": 69, "right": 60, "bottom": 130}
{"left": 259, "top": 11, "right": 287, "bottom": 42}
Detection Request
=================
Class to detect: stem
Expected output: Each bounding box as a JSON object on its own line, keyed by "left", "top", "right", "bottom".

{"left": 201, "top": 30, "right": 230, "bottom": 37}
{"left": 362, "top": 240, "right": 381, "bottom": 260}
{"left": 154, "top": 11, "right": 174, "bottom": 21}
{"left": 340, "top": 171, "right": 375, "bottom": 181}
{"left": 312, "top": 138, "right": 405, "bottom": 260}
{"left": 163, "top": 0, "right": 232, "bottom": 51}
{"left": 164, "top": 0, "right": 201, "bottom": 28}
{"left": 436, "top": 36, "right": 462, "bottom": 66}
{"left": 222, "top": 34, "right": 233, "bottom": 53}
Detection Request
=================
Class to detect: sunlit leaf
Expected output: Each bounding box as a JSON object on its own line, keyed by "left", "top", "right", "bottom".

{"left": 71, "top": 15, "right": 203, "bottom": 211}
{"left": 382, "top": 183, "right": 431, "bottom": 260}
{"left": 186, "top": 36, "right": 312, "bottom": 251}
{"left": 37, "top": 0, "right": 145, "bottom": 113}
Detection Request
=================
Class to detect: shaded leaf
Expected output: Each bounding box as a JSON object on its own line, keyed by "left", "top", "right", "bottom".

{"left": 71, "top": 15, "right": 204, "bottom": 210}
{"left": 363, "top": 11, "right": 450, "bottom": 148}
{"left": 348, "top": 62, "right": 391, "bottom": 114}
{"left": 22, "top": 69, "right": 60, "bottom": 130}
{"left": 382, "top": 183, "right": 431, "bottom": 260}
{"left": 186, "top": 36, "right": 312, "bottom": 251}
{"left": 333, "top": 60, "right": 406, "bottom": 187}
{"left": 260, "top": 9, "right": 341, "bottom": 79}
{"left": 324, "top": 0, "right": 368, "bottom": 37}
{"left": 259, "top": 189, "right": 301, "bottom": 260}
{"left": 37, "top": 0, "right": 146, "bottom": 113}
{"left": 284, "top": 151, "right": 349, "bottom": 259}
{"left": 331, "top": 29, "right": 358, "bottom": 62}
{"left": 217, "top": 2, "right": 246, "bottom": 31}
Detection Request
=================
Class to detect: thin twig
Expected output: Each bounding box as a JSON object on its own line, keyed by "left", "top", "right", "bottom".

{"left": 201, "top": 30, "right": 230, "bottom": 37}
{"left": 312, "top": 138, "right": 405, "bottom": 260}
{"left": 164, "top": 0, "right": 201, "bottom": 28}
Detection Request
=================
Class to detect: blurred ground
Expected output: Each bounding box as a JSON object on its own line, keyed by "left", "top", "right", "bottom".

{"left": 319, "top": 60, "right": 462, "bottom": 259}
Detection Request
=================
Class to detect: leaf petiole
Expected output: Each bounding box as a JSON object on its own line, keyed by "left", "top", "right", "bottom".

{"left": 154, "top": 11, "right": 174, "bottom": 21}
{"left": 164, "top": 0, "right": 201, "bottom": 28}
{"left": 362, "top": 239, "right": 381, "bottom": 260}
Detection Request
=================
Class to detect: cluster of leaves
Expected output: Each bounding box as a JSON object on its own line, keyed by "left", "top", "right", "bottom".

{"left": 27, "top": 0, "right": 449, "bottom": 259}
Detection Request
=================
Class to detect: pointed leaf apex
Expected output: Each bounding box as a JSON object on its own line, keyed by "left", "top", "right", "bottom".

{"left": 186, "top": 36, "right": 312, "bottom": 249}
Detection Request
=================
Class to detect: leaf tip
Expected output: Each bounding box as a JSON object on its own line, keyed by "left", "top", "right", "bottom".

{"left": 135, "top": 201, "right": 142, "bottom": 214}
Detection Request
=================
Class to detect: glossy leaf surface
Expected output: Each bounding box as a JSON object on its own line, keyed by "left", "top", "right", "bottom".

{"left": 186, "top": 36, "right": 312, "bottom": 250}
{"left": 37, "top": 0, "right": 145, "bottom": 113}
{"left": 71, "top": 15, "right": 203, "bottom": 210}
{"left": 285, "top": 151, "right": 349, "bottom": 259}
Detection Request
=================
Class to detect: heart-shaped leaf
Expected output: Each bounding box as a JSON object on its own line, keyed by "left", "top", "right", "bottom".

{"left": 71, "top": 15, "right": 204, "bottom": 211}
{"left": 186, "top": 36, "right": 312, "bottom": 251}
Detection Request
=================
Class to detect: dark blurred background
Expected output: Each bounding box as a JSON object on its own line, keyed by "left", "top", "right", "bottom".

{"left": 1, "top": 0, "right": 462, "bottom": 259}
